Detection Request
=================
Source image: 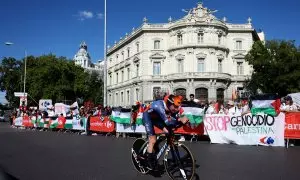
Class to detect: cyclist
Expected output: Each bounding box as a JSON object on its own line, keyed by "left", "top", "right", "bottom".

{"left": 142, "top": 94, "right": 189, "bottom": 170}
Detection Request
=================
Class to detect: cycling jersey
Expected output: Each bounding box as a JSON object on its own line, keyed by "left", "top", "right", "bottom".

{"left": 142, "top": 100, "right": 182, "bottom": 136}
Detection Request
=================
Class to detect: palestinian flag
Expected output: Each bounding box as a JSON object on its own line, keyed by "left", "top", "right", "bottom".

{"left": 111, "top": 108, "right": 133, "bottom": 124}
{"left": 64, "top": 118, "right": 73, "bottom": 129}
{"left": 181, "top": 102, "right": 205, "bottom": 124}
{"left": 250, "top": 94, "right": 281, "bottom": 116}
{"left": 37, "top": 116, "right": 43, "bottom": 127}
{"left": 50, "top": 119, "right": 59, "bottom": 129}
{"left": 182, "top": 106, "right": 204, "bottom": 124}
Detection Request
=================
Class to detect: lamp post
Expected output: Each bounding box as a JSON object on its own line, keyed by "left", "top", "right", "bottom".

{"left": 103, "top": 0, "right": 107, "bottom": 107}
{"left": 4, "top": 42, "right": 27, "bottom": 105}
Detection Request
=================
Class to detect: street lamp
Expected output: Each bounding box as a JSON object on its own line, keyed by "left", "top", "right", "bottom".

{"left": 4, "top": 42, "right": 27, "bottom": 105}
{"left": 103, "top": 0, "right": 107, "bottom": 107}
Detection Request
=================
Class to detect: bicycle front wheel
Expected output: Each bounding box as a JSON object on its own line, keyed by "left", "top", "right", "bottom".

{"left": 164, "top": 143, "right": 195, "bottom": 180}
{"left": 131, "top": 138, "right": 149, "bottom": 174}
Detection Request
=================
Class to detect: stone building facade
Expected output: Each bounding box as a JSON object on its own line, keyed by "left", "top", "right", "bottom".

{"left": 106, "top": 3, "right": 264, "bottom": 107}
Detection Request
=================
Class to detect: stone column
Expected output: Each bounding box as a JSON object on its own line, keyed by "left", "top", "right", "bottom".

{"left": 208, "top": 79, "right": 217, "bottom": 101}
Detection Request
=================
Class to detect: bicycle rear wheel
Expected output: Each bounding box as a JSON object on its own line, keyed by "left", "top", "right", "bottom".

{"left": 131, "top": 138, "right": 149, "bottom": 174}
{"left": 164, "top": 143, "right": 195, "bottom": 180}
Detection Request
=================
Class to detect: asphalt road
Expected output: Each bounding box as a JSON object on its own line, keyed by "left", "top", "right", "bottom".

{"left": 0, "top": 122, "right": 300, "bottom": 180}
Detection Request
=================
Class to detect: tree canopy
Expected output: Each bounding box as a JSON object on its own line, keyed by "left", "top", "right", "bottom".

{"left": 0, "top": 55, "right": 103, "bottom": 107}
{"left": 245, "top": 40, "right": 300, "bottom": 97}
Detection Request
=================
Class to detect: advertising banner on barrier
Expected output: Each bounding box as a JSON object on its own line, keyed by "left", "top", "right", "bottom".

{"left": 89, "top": 116, "right": 115, "bottom": 133}
{"left": 22, "top": 116, "right": 33, "bottom": 127}
{"left": 14, "top": 117, "right": 23, "bottom": 126}
{"left": 116, "top": 123, "right": 146, "bottom": 133}
{"left": 72, "top": 116, "right": 86, "bottom": 130}
{"left": 284, "top": 112, "right": 300, "bottom": 139}
{"left": 204, "top": 113, "right": 285, "bottom": 146}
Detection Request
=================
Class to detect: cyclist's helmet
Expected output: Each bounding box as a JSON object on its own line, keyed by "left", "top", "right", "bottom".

{"left": 164, "top": 94, "right": 183, "bottom": 108}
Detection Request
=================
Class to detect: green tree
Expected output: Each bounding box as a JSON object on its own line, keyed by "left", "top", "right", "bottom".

{"left": 1, "top": 54, "right": 103, "bottom": 107}
{"left": 0, "top": 57, "right": 22, "bottom": 107}
{"left": 245, "top": 40, "right": 300, "bottom": 96}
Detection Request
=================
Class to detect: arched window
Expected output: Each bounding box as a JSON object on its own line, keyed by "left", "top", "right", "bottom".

{"left": 195, "top": 88, "right": 208, "bottom": 102}
{"left": 216, "top": 88, "right": 224, "bottom": 103}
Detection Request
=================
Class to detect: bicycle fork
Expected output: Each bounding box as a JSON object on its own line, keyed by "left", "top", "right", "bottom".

{"left": 171, "top": 145, "right": 188, "bottom": 180}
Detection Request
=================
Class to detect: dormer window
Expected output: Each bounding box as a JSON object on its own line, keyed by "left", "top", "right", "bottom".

{"left": 154, "top": 40, "right": 160, "bottom": 49}
{"left": 235, "top": 40, "right": 242, "bottom": 50}
{"left": 177, "top": 34, "right": 183, "bottom": 45}
{"left": 198, "top": 33, "right": 204, "bottom": 44}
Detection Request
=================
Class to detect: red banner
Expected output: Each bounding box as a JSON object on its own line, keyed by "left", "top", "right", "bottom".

{"left": 57, "top": 116, "right": 66, "bottom": 129}
{"left": 22, "top": 115, "right": 33, "bottom": 127}
{"left": 89, "top": 116, "right": 115, "bottom": 133}
{"left": 284, "top": 112, "right": 300, "bottom": 139}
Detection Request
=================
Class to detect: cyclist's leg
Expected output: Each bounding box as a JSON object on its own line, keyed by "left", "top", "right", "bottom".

{"left": 142, "top": 112, "right": 157, "bottom": 170}
{"left": 142, "top": 112, "right": 156, "bottom": 153}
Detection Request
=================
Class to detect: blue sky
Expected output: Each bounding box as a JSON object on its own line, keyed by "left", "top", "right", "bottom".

{"left": 0, "top": 0, "right": 300, "bottom": 103}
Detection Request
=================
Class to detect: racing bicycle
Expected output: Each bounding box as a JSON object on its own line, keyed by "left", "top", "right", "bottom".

{"left": 131, "top": 123, "right": 195, "bottom": 180}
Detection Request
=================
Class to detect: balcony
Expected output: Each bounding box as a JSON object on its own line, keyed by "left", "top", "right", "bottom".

{"left": 231, "top": 75, "right": 250, "bottom": 82}
{"left": 147, "top": 72, "right": 232, "bottom": 81}
{"left": 168, "top": 43, "right": 229, "bottom": 53}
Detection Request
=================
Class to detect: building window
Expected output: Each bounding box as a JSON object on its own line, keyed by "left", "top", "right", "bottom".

{"left": 127, "top": 48, "right": 130, "bottom": 58}
{"left": 216, "top": 88, "right": 224, "bottom": 102}
{"left": 122, "top": 51, "right": 124, "bottom": 61}
{"left": 136, "top": 64, "right": 139, "bottom": 77}
{"left": 116, "top": 72, "right": 119, "bottom": 83}
{"left": 109, "top": 94, "right": 112, "bottom": 105}
{"left": 177, "top": 34, "right": 183, "bottom": 45}
{"left": 237, "top": 62, "right": 244, "bottom": 75}
{"left": 127, "top": 68, "right": 130, "bottom": 80}
{"left": 110, "top": 58, "right": 112, "bottom": 62}
{"left": 197, "top": 59, "right": 205, "bottom": 72}
{"left": 116, "top": 54, "right": 119, "bottom": 62}
{"left": 154, "top": 40, "right": 160, "bottom": 49}
{"left": 218, "top": 34, "right": 222, "bottom": 45}
{"left": 136, "top": 43, "right": 140, "bottom": 53}
{"left": 218, "top": 59, "right": 222, "bottom": 73}
{"left": 109, "top": 74, "right": 112, "bottom": 85}
{"left": 195, "top": 88, "right": 208, "bottom": 102}
{"left": 127, "top": 90, "right": 130, "bottom": 104}
{"left": 235, "top": 40, "right": 242, "bottom": 50}
{"left": 136, "top": 89, "right": 139, "bottom": 101}
{"left": 121, "top": 70, "right": 124, "bottom": 82}
{"left": 153, "top": 62, "right": 161, "bottom": 75}
{"left": 178, "top": 60, "right": 184, "bottom": 73}
{"left": 174, "top": 88, "right": 186, "bottom": 99}
{"left": 115, "top": 93, "right": 119, "bottom": 105}
{"left": 121, "top": 92, "right": 124, "bottom": 103}
{"left": 198, "top": 33, "right": 204, "bottom": 44}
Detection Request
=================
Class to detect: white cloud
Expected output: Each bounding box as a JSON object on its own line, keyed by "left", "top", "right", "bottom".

{"left": 97, "top": 13, "right": 104, "bottom": 19}
{"left": 77, "top": 11, "right": 94, "bottom": 21}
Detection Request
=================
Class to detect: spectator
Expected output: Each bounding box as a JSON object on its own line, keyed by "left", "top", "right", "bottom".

{"left": 241, "top": 100, "right": 250, "bottom": 115}
{"left": 189, "top": 94, "right": 199, "bottom": 103}
{"left": 281, "top": 96, "right": 298, "bottom": 112}
{"left": 227, "top": 100, "right": 237, "bottom": 115}
{"left": 206, "top": 101, "right": 216, "bottom": 114}
{"left": 218, "top": 104, "right": 226, "bottom": 114}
